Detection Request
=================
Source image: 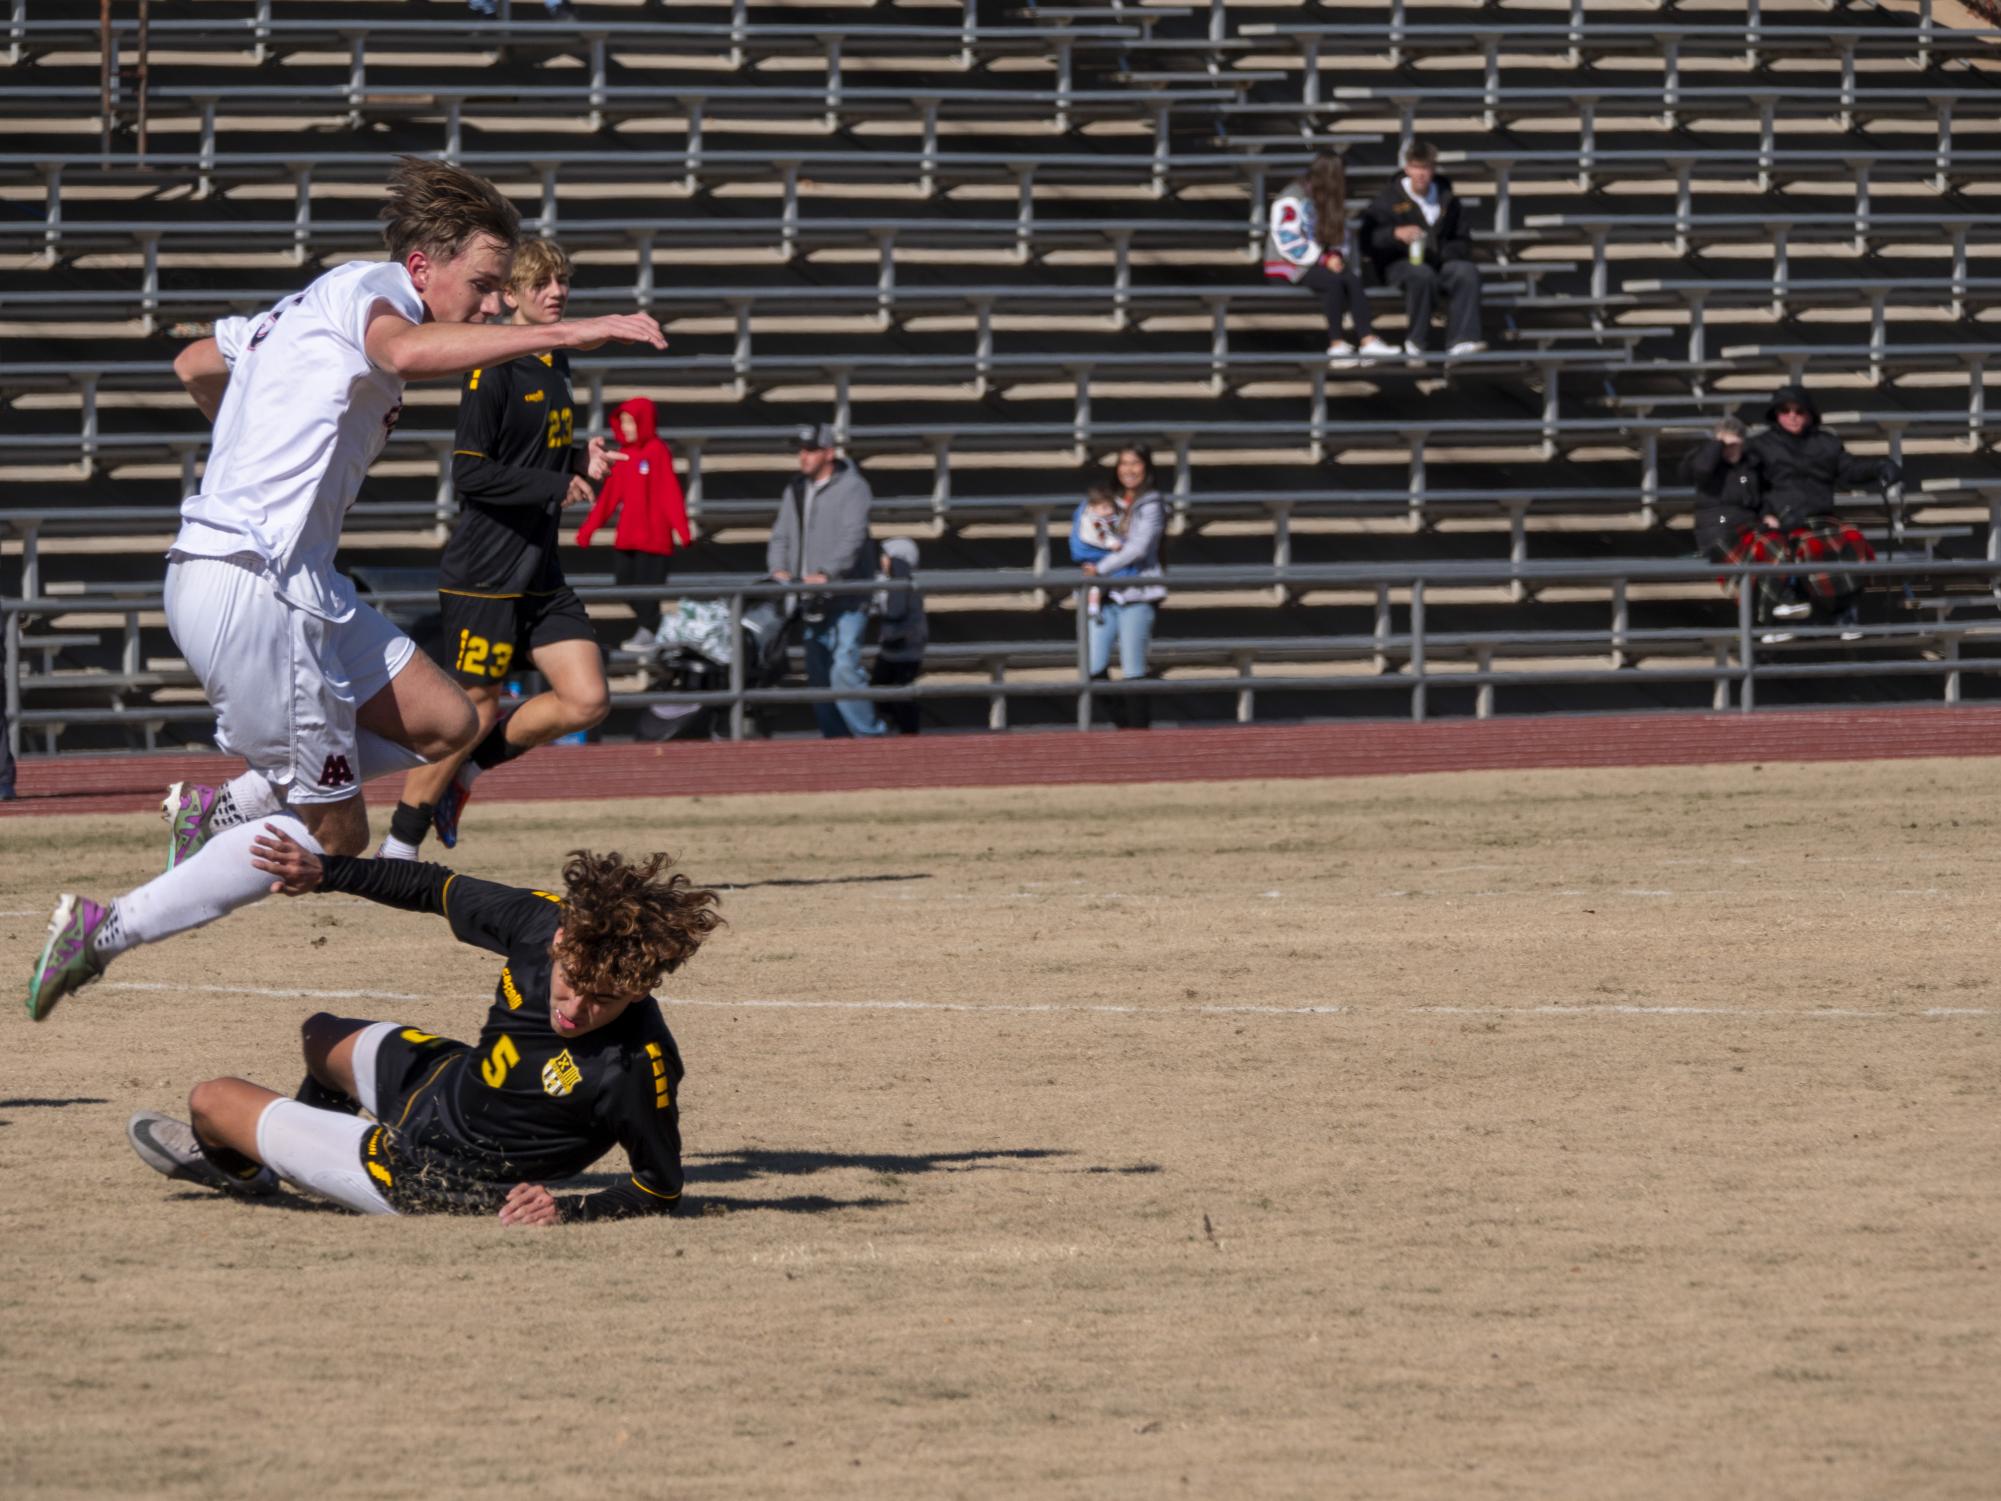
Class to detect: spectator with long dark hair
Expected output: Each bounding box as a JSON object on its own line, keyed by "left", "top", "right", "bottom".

{"left": 1265, "top": 153, "right": 1396, "bottom": 368}
{"left": 1076, "top": 445, "right": 1167, "bottom": 729}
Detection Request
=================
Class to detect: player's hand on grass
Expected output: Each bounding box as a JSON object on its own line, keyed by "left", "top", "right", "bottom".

{"left": 563, "top": 312, "right": 667, "bottom": 353}
{"left": 499, "top": 1182, "right": 561, "bottom": 1227}
{"left": 563, "top": 473, "right": 597, "bottom": 508}
{"left": 249, "top": 823, "right": 324, "bottom": 895}
{"left": 584, "top": 435, "right": 626, "bottom": 483}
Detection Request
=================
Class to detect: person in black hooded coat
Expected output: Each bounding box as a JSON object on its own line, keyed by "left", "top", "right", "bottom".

{"left": 1680, "top": 415, "right": 1805, "bottom": 625}
{"left": 1745, "top": 385, "right": 1899, "bottom": 631}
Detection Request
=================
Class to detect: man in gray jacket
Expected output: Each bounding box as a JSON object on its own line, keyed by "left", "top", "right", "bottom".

{"left": 767, "top": 422, "right": 886, "bottom": 737}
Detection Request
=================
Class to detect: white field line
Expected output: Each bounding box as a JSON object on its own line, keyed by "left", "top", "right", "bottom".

{"left": 105, "top": 980, "right": 429, "bottom": 1003}
{"left": 100, "top": 979, "right": 1993, "bottom": 1021}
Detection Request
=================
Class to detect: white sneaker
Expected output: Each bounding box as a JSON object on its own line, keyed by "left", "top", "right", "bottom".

{"left": 1326, "top": 340, "right": 1357, "bottom": 369}
{"left": 1759, "top": 631, "right": 1795, "bottom": 646}
{"left": 1448, "top": 340, "right": 1489, "bottom": 357}
{"left": 128, "top": 1111, "right": 278, "bottom": 1197}
{"left": 1771, "top": 600, "right": 1813, "bottom": 621}
{"left": 1403, "top": 339, "right": 1427, "bottom": 361}
{"left": 1840, "top": 628, "right": 1865, "bottom": 643}
{"left": 1358, "top": 335, "right": 1397, "bottom": 359}
{"left": 618, "top": 628, "right": 656, "bottom": 654}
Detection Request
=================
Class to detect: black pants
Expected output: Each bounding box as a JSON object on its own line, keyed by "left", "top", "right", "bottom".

{"left": 611, "top": 549, "right": 671, "bottom": 632}
{"left": 1297, "top": 262, "right": 1373, "bottom": 340}
{"left": 869, "top": 656, "right": 923, "bottom": 735}
{"left": 1385, "top": 258, "right": 1482, "bottom": 348}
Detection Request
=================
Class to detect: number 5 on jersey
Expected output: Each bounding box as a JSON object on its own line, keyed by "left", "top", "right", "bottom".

{"left": 482, "top": 1034, "right": 521, "bottom": 1087}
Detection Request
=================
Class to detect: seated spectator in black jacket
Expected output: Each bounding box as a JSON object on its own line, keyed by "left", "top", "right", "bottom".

{"left": 1681, "top": 416, "right": 1808, "bottom": 628}
{"left": 1746, "top": 385, "right": 1899, "bottom": 637}
{"left": 1362, "top": 139, "right": 1485, "bottom": 359}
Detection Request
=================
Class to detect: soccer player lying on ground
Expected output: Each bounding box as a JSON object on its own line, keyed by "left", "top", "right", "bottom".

{"left": 125, "top": 829, "right": 722, "bottom": 1224}
{"left": 27, "top": 157, "right": 667, "bottom": 1021}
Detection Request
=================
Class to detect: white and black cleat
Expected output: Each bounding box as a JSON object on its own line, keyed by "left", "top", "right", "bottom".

{"left": 127, "top": 1111, "right": 278, "bottom": 1198}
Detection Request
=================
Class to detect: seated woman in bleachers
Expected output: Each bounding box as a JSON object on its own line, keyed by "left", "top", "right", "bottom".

{"left": 1681, "top": 416, "right": 1808, "bottom": 634}
{"left": 1074, "top": 446, "right": 1168, "bottom": 730}
{"left": 1745, "top": 385, "right": 1900, "bottom": 641}
{"left": 1264, "top": 154, "right": 1397, "bottom": 369}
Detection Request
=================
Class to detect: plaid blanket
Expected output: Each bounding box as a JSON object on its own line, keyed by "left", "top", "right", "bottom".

{"left": 1786, "top": 522, "right": 1875, "bottom": 603}
{"left": 1708, "top": 525, "right": 1794, "bottom": 620}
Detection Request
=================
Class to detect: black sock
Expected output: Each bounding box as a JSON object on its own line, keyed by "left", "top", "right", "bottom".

{"left": 198, "top": 1138, "right": 267, "bottom": 1183}
{"left": 469, "top": 713, "right": 530, "bottom": 772}
{"left": 388, "top": 800, "right": 433, "bottom": 847}
{"left": 296, "top": 1073, "right": 361, "bottom": 1116}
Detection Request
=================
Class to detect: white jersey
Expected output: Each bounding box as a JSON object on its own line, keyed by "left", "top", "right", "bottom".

{"left": 173, "top": 260, "right": 425, "bottom": 622}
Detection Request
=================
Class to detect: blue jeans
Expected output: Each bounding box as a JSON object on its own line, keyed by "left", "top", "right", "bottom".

{"left": 802, "top": 605, "right": 886, "bottom": 738}
{"left": 1087, "top": 599, "right": 1157, "bottom": 678}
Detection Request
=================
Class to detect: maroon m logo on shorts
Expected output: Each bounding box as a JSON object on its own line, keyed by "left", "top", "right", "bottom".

{"left": 319, "top": 754, "right": 355, "bottom": 788}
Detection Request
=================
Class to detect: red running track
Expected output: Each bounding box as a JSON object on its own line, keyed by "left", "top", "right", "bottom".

{"left": 4, "top": 708, "right": 1999, "bottom": 818}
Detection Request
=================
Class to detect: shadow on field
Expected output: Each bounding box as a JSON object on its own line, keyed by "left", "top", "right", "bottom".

{"left": 0, "top": 1096, "right": 110, "bottom": 1109}
{"left": 707, "top": 872, "right": 934, "bottom": 892}
{"left": 166, "top": 1189, "right": 350, "bottom": 1215}
{"left": 686, "top": 1146, "right": 1073, "bottom": 1182}
{"left": 0, "top": 1095, "right": 110, "bottom": 1126}
{"left": 555, "top": 1146, "right": 1089, "bottom": 1216}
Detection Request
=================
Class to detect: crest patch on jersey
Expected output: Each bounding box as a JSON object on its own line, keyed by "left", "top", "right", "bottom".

{"left": 542, "top": 1049, "right": 583, "bottom": 1098}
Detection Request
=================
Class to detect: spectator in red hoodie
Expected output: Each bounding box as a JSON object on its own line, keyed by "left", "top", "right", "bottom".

{"left": 577, "top": 397, "right": 692, "bottom": 651}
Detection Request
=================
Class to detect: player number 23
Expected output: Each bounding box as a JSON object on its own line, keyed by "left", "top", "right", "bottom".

{"left": 481, "top": 1035, "right": 521, "bottom": 1088}
{"left": 545, "top": 406, "right": 574, "bottom": 450}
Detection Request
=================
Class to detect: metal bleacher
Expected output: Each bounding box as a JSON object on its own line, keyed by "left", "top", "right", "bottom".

{"left": 5, "top": 0, "right": 2001, "bottom": 748}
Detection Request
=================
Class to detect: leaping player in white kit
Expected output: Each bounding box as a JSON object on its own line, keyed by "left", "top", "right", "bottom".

{"left": 27, "top": 157, "right": 666, "bottom": 1021}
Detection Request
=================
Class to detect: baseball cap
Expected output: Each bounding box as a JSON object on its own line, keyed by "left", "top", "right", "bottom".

{"left": 792, "top": 422, "right": 837, "bottom": 450}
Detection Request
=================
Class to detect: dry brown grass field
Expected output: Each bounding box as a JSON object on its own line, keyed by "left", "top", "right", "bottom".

{"left": 1, "top": 758, "right": 1996, "bottom": 1499}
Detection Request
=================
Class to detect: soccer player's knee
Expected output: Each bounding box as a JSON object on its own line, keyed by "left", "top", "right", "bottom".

{"left": 565, "top": 687, "right": 612, "bottom": 731}
{"left": 439, "top": 694, "right": 481, "bottom": 757}
{"left": 188, "top": 1077, "right": 229, "bottom": 1130}
{"left": 299, "top": 1011, "right": 339, "bottom": 1060}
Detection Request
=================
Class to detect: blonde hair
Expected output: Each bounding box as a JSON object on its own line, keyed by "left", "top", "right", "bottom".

{"left": 509, "top": 237, "right": 572, "bottom": 294}
{"left": 379, "top": 156, "right": 521, "bottom": 266}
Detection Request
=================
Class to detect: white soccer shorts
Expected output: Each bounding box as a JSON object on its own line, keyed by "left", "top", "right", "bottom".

{"left": 254, "top": 1099, "right": 396, "bottom": 1216}
{"left": 165, "top": 554, "right": 415, "bottom": 804}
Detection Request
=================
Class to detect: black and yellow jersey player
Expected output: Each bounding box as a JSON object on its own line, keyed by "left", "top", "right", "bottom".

{"left": 123, "top": 827, "right": 723, "bottom": 1226}
{"left": 383, "top": 237, "right": 629, "bottom": 861}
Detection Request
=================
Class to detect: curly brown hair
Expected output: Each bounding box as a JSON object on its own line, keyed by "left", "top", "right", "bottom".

{"left": 380, "top": 156, "right": 521, "bottom": 266}
{"left": 551, "top": 850, "right": 723, "bottom": 998}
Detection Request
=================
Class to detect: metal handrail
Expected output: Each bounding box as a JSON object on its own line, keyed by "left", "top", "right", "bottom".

{"left": 9, "top": 557, "right": 2001, "bottom": 754}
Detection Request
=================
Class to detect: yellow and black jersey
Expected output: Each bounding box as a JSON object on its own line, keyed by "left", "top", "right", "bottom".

{"left": 317, "top": 855, "right": 686, "bottom": 1223}
{"left": 439, "top": 351, "right": 582, "bottom": 599}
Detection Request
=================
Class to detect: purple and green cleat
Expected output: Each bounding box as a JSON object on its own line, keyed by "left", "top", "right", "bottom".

{"left": 27, "top": 894, "right": 108, "bottom": 1021}
{"left": 162, "top": 781, "right": 222, "bottom": 870}
{"left": 432, "top": 774, "right": 475, "bottom": 850}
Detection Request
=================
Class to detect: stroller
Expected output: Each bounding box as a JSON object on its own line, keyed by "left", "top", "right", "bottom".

{"left": 635, "top": 596, "right": 795, "bottom": 741}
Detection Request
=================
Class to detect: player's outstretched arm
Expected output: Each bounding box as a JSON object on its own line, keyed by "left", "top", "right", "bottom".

{"left": 364, "top": 307, "right": 667, "bottom": 383}
{"left": 174, "top": 338, "right": 231, "bottom": 422}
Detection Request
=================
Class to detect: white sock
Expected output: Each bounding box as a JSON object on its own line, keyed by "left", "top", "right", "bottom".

{"left": 93, "top": 814, "right": 324, "bottom": 962}
{"left": 377, "top": 835, "right": 420, "bottom": 861}
{"left": 458, "top": 761, "right": 483, "bottom": 790}
{"left": 210, "top": 770, "right": 283, "bottom": 833}
{"left": 355, "top": 729, "right": 428, "bottom": 783}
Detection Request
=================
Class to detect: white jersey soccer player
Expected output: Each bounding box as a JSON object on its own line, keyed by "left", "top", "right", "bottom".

{"left": 27, "top": 158, "right": 666, "bottom": 1022}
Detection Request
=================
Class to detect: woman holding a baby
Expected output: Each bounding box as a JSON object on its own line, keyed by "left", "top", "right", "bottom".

{"left": 1068, "top": 443, "right": 1168, "bottom": 729}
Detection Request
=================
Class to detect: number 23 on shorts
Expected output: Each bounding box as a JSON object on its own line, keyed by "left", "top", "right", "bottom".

{"left": 454, "top": 629, "right": 514, "bottom": 680}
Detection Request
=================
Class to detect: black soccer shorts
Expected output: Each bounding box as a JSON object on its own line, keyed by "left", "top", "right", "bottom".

{"left": 436, "top": 586, "right": 597, "bottom": 688}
